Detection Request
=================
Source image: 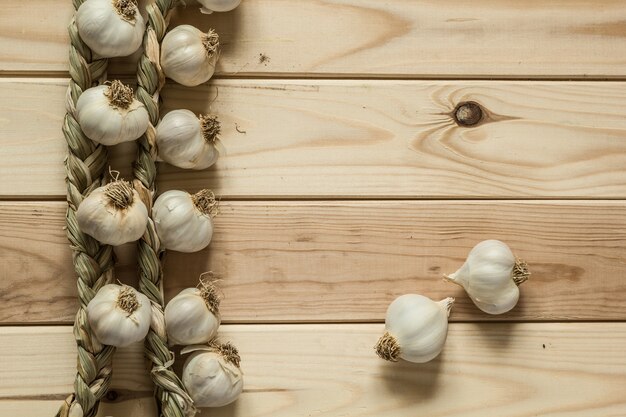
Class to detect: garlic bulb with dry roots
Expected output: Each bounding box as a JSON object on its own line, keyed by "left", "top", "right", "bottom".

{"left": 375, "top": 294, "right": 453, "bottom": 363}
{"left": 76, "top": 0, "right": 145, "bottom": 58}
{"left": 77, "top": 179, "right": 149, "bottom": 246}
{"left": 87, "top": 284, "right": 152, "bottom": 347}
{"left": 165, "top": 278, "right": 221, "bottom": 345}
{"left": 156, "top": 110, "right": 220, "bottom": 170}
{"left": 161, "top": 25, "right": 220, "bottom": 87}
{"left": 76, "top": 80, "right": 150, "bottom": 146}
{"left": 182, "top": 342, "right": 244, "bottom": 407}
{"left": 153, "top": 189, "right": 218, "bottom": 252}
{"left": 197, "top": 0, "right": 242, "bottom": 14}
{"left": 445, "top": 240, "right": 530, "bottom": 315}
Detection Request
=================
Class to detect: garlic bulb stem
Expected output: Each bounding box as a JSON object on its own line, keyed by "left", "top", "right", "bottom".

{"left": 113, "top": 0, "right": 138, "bottom": 22}
{"left": 104, "top": 80, "right": 134, "bottom": 110}
{"left": 375, "top": 332, "right": 401, "bottom": 362}
{"left": 200, "top": 114, "right": 221, "bottom": 143}
{"left": 104, "top": 179, "right": 135, "bottom": 209}
{"left": 192, "top": 189, "right": 220, "bottom": 218}
{"left": 512, "top": 259, "right": 530, "bottom": 285}
{"left": 202, "top": 29, "right": 220, "bottom": 57}
{"left": 116, "top": 285, "right": 140, "bottom": 314}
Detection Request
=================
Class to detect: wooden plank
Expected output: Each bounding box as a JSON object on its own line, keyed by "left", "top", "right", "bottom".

{"left": 4, "top": 79, "right": 626, "bottom": 198}
{"left": 1, "top": 200, "right": 625, "bottom": 324}
{"left": 1, "top": 324, "right": 625, "bottom": 416}
{"left": 3, "top": 1, "right": 626, "bottom": 78}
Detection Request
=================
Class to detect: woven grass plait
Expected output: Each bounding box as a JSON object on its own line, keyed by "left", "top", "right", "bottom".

{"left": 132, "top": 1, "right": 196, "bottom": 416}
{"left": 57, "top": 1, "right": 116, "bottom": 416}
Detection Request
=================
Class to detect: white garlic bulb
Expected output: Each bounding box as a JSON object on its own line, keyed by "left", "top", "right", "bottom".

{"left": 87, "top": 284, "right": 152, "bottom": 347}
{"left": 161, "top": 25, "right": 220, "bottom": 87}
{"left": 153, "top": 189, "right": 217, "bottom": 252}
{"left": 77, "top": 179, "right": 149, "bottom": 246}
{"left": 197, "top": 0, "right": 242, "bottom": 14}
{"left": 375, "top": 294, "right": 453, "bottom": 363}
{"left": 156, "top": 110, "right": 220, "bottom": 170}
{"left": 76, "top": 80, "right": 150, "bottom": 146}
{"left": 165, "top": 280, "right": 221, "bottom": 345}
{"left": 182, "top": 342, "right": 243, "bottom": 407}
{"left": 445, "top": 240, "right": 530, "bottom": 315}
{"left": 76, "top": 0, "right": 145, "bottom": 58}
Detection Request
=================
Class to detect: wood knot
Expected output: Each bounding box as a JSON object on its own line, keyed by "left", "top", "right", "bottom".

{"left": 105, "top": 390, "right": 119, "bottom": 401}
{"left": 453, "top": 101, "right": 483, "bottom": 127}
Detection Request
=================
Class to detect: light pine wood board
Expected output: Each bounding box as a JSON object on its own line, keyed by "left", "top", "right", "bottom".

{"left": 3, "top": 79, "right": 626, "bottom": 198}
{"left": 3, "top": 0, "right": 626, "bottom": 78}
{"left": 2, "top": 200, "right": 625, "bottom": 324}
{"left": 2, "top": 324, "right": 626, "bottom": 417}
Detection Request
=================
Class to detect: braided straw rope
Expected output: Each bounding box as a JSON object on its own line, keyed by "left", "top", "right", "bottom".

{"left": 132, "top": 1, "right": 196, "bottom": 416}
{"left": 57, "top": 1, "right": 116, "bottom": 416}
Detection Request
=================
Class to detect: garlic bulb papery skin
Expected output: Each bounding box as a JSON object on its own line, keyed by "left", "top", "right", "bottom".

{"left": 445, "top": 239, "right": 530, "bottom": 315}
{"left": 76, "top": 0, "right": 145, "bottom": 58}
{"left": 161, "top": 25, "right": 220, "bottom": 87}
{"left": 182, "top": 342, "right": 243, "bottom": 407}
{"left": 153, "top": 189, "right": 217, "bottom": 252}
{"left": 77, "top": 180, "right": 149, "bottom": 246}
{"left": 76, "top": 80, "right": 150, "bottom": 146}
{"left": 156, "top": 110, "right": 220, "bottom": 170}
{"left": 375, "top": 294, "right": 454, "bottom": 363}
{"left": 197, "top": 0, "right": 242, "bottom": 14}
{"left": 165, "top": 280, "right": 221, "bottom": 345}
{"left": 87, "top": 284, "right": 152, "bottom": 347}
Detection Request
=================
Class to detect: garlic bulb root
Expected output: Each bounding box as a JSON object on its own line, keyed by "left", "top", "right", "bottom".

{"left": 113, "top": 0, "right": 137, "bottom": 21}
{"left": 104, "top": 80, "right": 134, "bottom": 109}
{"left": 202, "top": 30, "right": 220, "bottom": 57}
{"left": 192, "top": 189, "right": 220, "bottom": 218}
{"left": 375, "top": 331, "right": 401, "bottom": 362}
{"left": 200, "top": 114, "right": 221, "bottom": 143}
{"left": 512, "top": 259, "right": 530, "bottom": 285}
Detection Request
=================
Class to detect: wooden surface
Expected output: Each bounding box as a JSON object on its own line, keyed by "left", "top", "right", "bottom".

{"left": 3, "top": 0, "right": 626, "bottom": 78}
{"left": 2, "top": 324, "right": 626, "bottom": 416}
{"left": 1, "top": 1, "right": 626, "bottom": 416}
{"left": 4, "top": 79, "right": 626, "bottom": 198}
{"left": 2, "top": 200, "right": 626, "bottom": 324}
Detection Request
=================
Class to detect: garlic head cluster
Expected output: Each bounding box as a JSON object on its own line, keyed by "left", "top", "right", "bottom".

{"left": 165, "top": 279, "right": 221, "bottom": 345}
{"left": 87, "top": 284, "right": 152, "bottom": 347}
{"left": 76, "top": 0, "right": 145, "bottom": 58}
{"left": 156, "top": 110, "right": 220, "bottom": 170}
{"left": 182, "top": 342, "right": 244, "bottom": 407}
{"left": 375, "top": 294, "right": 453, "bottom": 363}
{"left": 153, "top": 189, "right": 217, "bottom": 252}
{"left": 77, "top": 179, "right": 149, "bottom": 246}
{"left": 161, "top": 25, "right": 220, "bottom": 87}
{"left": 445, "top": 240, "right": 530, "bottom": 315}
{"left": 198, "top": 0, "right": 242, "bottom": 14}
{"left": 76, "top": 80, "right": 150, "bottom": 146}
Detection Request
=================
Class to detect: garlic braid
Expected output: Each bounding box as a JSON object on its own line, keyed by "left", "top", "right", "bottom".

{"left": 132, "top": 1, "right": 196, "bottom": 416}
{"left": 57, "top": 1, "right": 116, "bottom": 416}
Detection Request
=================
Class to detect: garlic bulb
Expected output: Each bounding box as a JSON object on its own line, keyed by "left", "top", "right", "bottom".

{"left": 156, "top": 110, "right": 220, "bottom": 170}
{"left": 197, "top": 0, "right": 242, "bottom": 14}
{"left": 375, "top": 294, "right": 453, "bottom": 363}
{"left": 153, "top": 189, "right": 217, "bottom": 252}
{"left": 76, "top": 80, "right": 150, "bottom": 146}
{"left": 76, "top": 0, "right": 145, "bottom": 58}
{"left": 161, "top": 25, "right": 220, "bottom": 87}
{"left": 77, "top": 179, "right": 149, "bottom": 246}
{"left": 182, "top": 342, "right": 243, "bottom": 407}
{"left": 165, "top": 279, "right": 221, "bottom": 345}
{"left": 87, "top": 284, "right": 152, "bottom": 347}
{"left": 445, "top": 240, "right": 530, "bottom": 315}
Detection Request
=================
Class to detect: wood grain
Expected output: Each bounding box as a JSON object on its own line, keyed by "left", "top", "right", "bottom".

{"left": 4, "top": 1, "right": 626, "bottom": 78}
{"left": 2, "top": 324, "right": 626, "bottom": 417}
{"left": 3, "top": 79, "right": 626, "bottom": 198}
{"left": 1, "top": 200, "right": 625, "bottom": 324}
